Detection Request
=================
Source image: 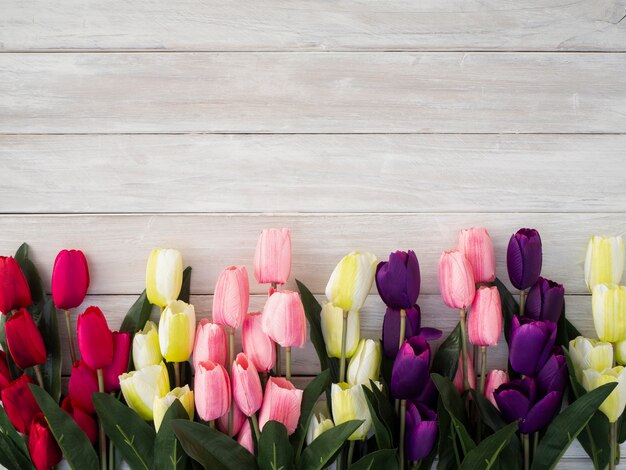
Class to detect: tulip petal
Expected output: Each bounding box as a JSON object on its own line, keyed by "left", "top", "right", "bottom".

{"left": 520, "top": 391, "right": 561, "bottom": 433}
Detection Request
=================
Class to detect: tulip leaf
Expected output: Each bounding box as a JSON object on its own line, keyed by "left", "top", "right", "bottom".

{"left": 431, "top": 324, "right": 460, "bottom": 380}
{"left": 14, "top": 242, "right": 45, "bottom": 306}
{"left": 362, "top": 385, "right": 393, "bottom": 450}
{"left": 459, "top": 421, "right": 518, "bottom": 470}
{"left": 349, "top": 448, "right": 398, "bottom": 469}
{"left": 93, "top": 392, "right": 156, "bottom": 470}
{"left": 470, "top": 390, "right": 506, "bottom": 432}
{"left": 171, "top": 419, "right": 258, "bottom": 470}
{"left": 291, "top": 369, "right": 331, "bottom": 458}
{"left": 154, "top": 400, "right": 190, "bottom": 470}
{"left": 532, "top": 382, "right": 617, "bottom": 470}
{"left": 257, "top": 420, "right": 294, "bottom": 470}
{"left": 120, "top": 290, "right": 153, "bottom": 333}
{"left": 431, "top": 374, "right": 475, "bottom": 455}
{"left": 178, "top": 267, "right": 192, "bottom": 303}
{"left": 368, "top": 379, "right": 398, "bottom": 444}
{"left": 436, "top": 397, "right": 460, "bottom": 470}
{"left": 0, "top": 406, "right": 32, "bottom": 469}
{"left": 297, "top": 420, "right": 362, "bottom": 470}
{"left": 29, "top": 384, "right": 99, "bottom": 470}
{"left": 37, "top": 298, "right": 62, "bottom": 402}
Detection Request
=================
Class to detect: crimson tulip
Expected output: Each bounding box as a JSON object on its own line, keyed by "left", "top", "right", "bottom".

{"left": 1, "top": 375, "right": 40, "bottom": 434}
{"left": 5, "top": 307, "right": 47, "bottom": 370}
{"left": 68, "top": 360, "right": 99, "bottom": 414}
{"left": 0, "top": 350, "right": 11, "bottom": 390}
{"left": 77, "top": 306, "right": 113, "bottom": 370}
{"left": 61, "top": 396, "right": 97, "bottom": 444}
{"left": 28, "top": 412, "right": 63, "bottom": 470}
{"left": 0, "top": 256, "right": 32, "bottom": 315}
{"left": 103, "top": 331, "right": 131, "bottom": 392}
{"left": 51, "top": 249, "right": 90, "bottom": 310}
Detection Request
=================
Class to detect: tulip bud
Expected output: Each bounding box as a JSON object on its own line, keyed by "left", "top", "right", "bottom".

{"left": 453, "top": 351, "right": 476, "bottom": 393}
{"left": 585, "top": 235, "right": 625, "bottom": 291}
{"left": 467, "top": 286, "right": 502, "bottom": 347}
{"left": 51, "top": 249, "right": 90, "bottom": 310}
{"left": 231, "top": 353, "right": 263, "bottom": 417}
{"left": 242, "top": 312, "right": 276, "bottom": 373}
{"left": 438, "top": 251, "right": 475, "bottom": 309}
{"left": 254, "top": 228, "right": 292, "bottom": 285}
{"left": 258, "top": 377, "right": 303, "bottom": 435}
{"left": 145, "top": 248, "right": 183, "bottom": 308}
{"left": 583, "top": 367, "right": 626, "bottom": 423}
{"left": 77, "top": 306, "right": 113, "bottom": 370}
{"left": 217, "top": 401, "right": 245, "bottom": 437}
{"left": 61, "top": 397, "right": 98, "bottom": 445}
{"left": 5, "top": 308, "right": 47, "bottom": 370}
{"left": 1, "top": 375, "right": 40, "bottom": 434}
{"left": 68, "top": 360, "right": 99, "bottom": 414}
{"left": 132, "top": 320, "right": 162, "bottom": 370}
{"left": 320, "top": 302, "right": 359, "bottom": 359}
{"left": 592, "top": 284, "right": 626, "bottom": 343}
{"left": 525, "top": 277, "right": 564, "bottom": 323}
{"left": 159, "top": 300, "right": 196, "bottom": 362}
{"left": 103, "top": 331, "right": 131, "bottom": 393}
{"left": 347, "top": 339, "right": 381, "bottom": 386}
{"left": 391, "top": 337, "right": 431, "bottom": 400}
{"left": 237, "top": 420, "right": 255, "bottom": 454}
{"left": 509, "top": 316, "right": 556, "bottom": 377}
{"left": 0, "top": 256, "right": 32, "bottom": 315}
{"left": 325, "top": 251, "right": 377, "bottom": 312}
{"left": 405, "top": 402, "right": 438, "bottom": 461}
{"left": 261, "top": 290, "right": 306, "bottom": 348}
{"left": 153, "top": 385, "right": 195, "bottom": 431}
{"left": 331, "top": 382, "right": 376, "bottom": 440}
{"left": 213, "top": 266, "right": 250, "bottom": 330}
{"left": 193, "top": 319, "right": 228, "bottom": 370}
{"left": 457, "top": 227, "right": 496, "bottom": 283}
{"left": 507, "top": 228, "right": 542, "bottom": 291}
{"left": 569, "top": 336, "right": 614, "bottom": 382}
{"left": 120, "top": 362, "right": 170, "bottom": 421}
{"left": 29, "top": 412, "right": 63, "bottom": 470}
{"left": 375, "top": 250, "right": 420, "bottom": 309}
{"left": 306, "top": 411, "right": 334, "bottom": 445}
{"left": 194, "top": 360, "right": 231, "bottom": 422}
{"left": 616, "top": 340, "right": 626, "bottom": 366}
{"left": 0, "top": 351, "right": 11, "bottom": 390}
{"left": 484, "top": 370, "right": 508, "bottom": 409}
{"left": 537, "top": 353, "right": 568, "bottom": 395}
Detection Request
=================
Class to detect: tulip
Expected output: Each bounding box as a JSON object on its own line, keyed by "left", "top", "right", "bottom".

{"left": 159, "top": 300, "right": 196, "bottom": 362}
{"left": 132, "top": 321, "right": 162, "bottom": 370}
{"left": 258, "top": 377, "right": 303, "bottom": 435}
{"left": 237, "top": 420, "right": 255, "bottom": 454}
{"left": 217, "top": 401, "right": 245, "bottom": 437}
{"left": 61, "top": 397, "right": 98, "bottom": 445}
{"left": 254, "top": 228, "right": 292, "bottom": 285}
{"left": 381, "top": 306, "right": 442, "bottom": 360}
{"left": 569, "top": 336, "right": 614, "bottom": 382}
{"left": 438, "top": 250, "right": 475, "bottom": 309}
{"left": 391, "top": 337, "right": 431, "bottom": 400}
{"left": 592, "top": 284, "right": 626, "bottom": 343}
{"left": 306, "top": 411, "right": 334, "bottom": 445}
{"left": 213, "top": 266, "right": 250, "bottom": 330}
{"left": 320, "top": 303, "right": 359, "bottom": 358}
{"left": 484, "top": 370, "right": 509, "bottom": 409}
{"left": 194, "top": 360, "right": 231, "bottom": 422}
{"left": 194, "top": 319, "right": 228, "bottom": 370}
{"left": 0, "top": 351, "right": 11, "bottom": 390}
{"left": 405, "top": 402, "right": 438, "bottom": 461}
{"left": 1, "top": 375, "right": 40, "bottom": 434}
{"left": 29, "top": 412, "right": 63, "bottom": 470}
{"left": 77, "top": 306, "right": 113, "bottom": 370}
{"left": 537, "top": 353, "right": 568, "bottom": 396}
{"left": 51, "top": 249, "right": 90, "bottom": 310}
{"left": 0, "top": 256, "right": 32, "bottom": 315}
{"left": 331, "top": 382, "right": 373, "bottom": 440}
{"left": 415, "top": 376, "right": 439, "bottom": 409}
{"left": 507, "top": 228, "right": 542, "bottom": 291}
{"left": 261, "top": 290, "right": 306, "bottom": 348}
{"left": 5, "top": 307, "right": 46, "bottom": 370}
{"left": 453, "top": 351, "right": 476, "bottom": 393}
{"left": 102, "top": 331, "right": 131, "bottom": 393}
{"left": 583, "top": 367, "right": 626, "bottom": 423}
{"left": 616, "top": 340, "right": 626, "bottom": 366}
{"left": 231, "top": 353, "right": 263, "bottom": 417}
{"left": 242, "top": 312, "right": 276, "bottom": 373}
{"left": 119, "top": 362, "right": 170, "bottom": 421}
{"left": 145, "top": 248, "right": 183, "bottom": 307}
{"left": 509, "top": 316, "right": 556, "bottom": 377}
{"left": 467, "top": 286, "right": 502, "bottom": 347}
{"left": 375, "top": 250, "right": 420, "bottom": 309}
{"left": 457, "top": 227, "right": 496, "bottom": 283}
{"left": 347, "top": 339, "right": 381, "bottom": 386}
{"left": 525, "top": 277, "right": 564, "bottom": 323}
{"left": 68, "top": 360, "right": 99, "bottom": 414}
{"left": 585, "top": 235, "right": 625, "bottom": 291}
{"left": 153, "top": 385, "right": 195, "bottom": 431}
{"left": 325, "top": 251, "right": 377, "bottom": 312}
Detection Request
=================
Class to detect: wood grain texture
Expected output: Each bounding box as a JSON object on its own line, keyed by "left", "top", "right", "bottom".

{"left": 2, "top": 52, "right": 625, "bottom": 134}
{"left": 1, "top": 0, "right": 625, "bottom": 52}
{"left": 2, "top": 134, "right": 626, "bottom": 213}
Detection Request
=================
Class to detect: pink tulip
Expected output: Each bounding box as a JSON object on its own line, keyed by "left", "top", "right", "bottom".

{"left": 457, "top": 228, "right": 495, "bottom": 284}
{"left": 258, "top": 377, "right": 303, "bottom": 435}
{"left": 484, "top": 369, "right": 509, "bottom": 409}
{"left": 51, "top": 249, "right": 90, "bottom": 310}
{"left": 212, "top": 266, "right": 250, "bottom": 330}
{"left": 68, "top": 360, "right": 99, "bottom": 414}
{"left": 232, "top": 353, "right": 263, "bottom": 417}
{"left": 77, "top": 306, "right": 113, "bottom": 370}
{"left": 243, "top": 312, "right": 276, "bottom": 373}
{"left": 453, "top": 352, "right": 476, "bottom": 394}
{"left": 103, "top": 332, "right": 131, "bottom": 392}
{"left": 194, "top": 360, "right": 231, "bottom": 421}
{"left": 193, "top": 319, "right": 228, "bottom": 370}
{"left": 254, "top": 228, "right": 292, "bottom": 285}
{"left": 217, "top": 401, "right": 245, "bottom": 437}
{"left": 468, "top": 286, "right": 502, "bottom": 347}
{"left": 261, "top": 291, "right": 306, "bottom": 348}
{"left": 438, "top": 251, "right": 476, "bottom": 309}
{"left": 237, "top": 419, "right": 255, "bottom": 454}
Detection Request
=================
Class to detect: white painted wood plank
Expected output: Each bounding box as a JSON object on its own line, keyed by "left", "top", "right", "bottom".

{"left": 2, "top": 53, "right": 625, "bottom": 134}
{"left": 2, "top": 134, "right": 626, "bottom": 213}
{"left": 1, "top": 0, "right": 625, "bottom": 52}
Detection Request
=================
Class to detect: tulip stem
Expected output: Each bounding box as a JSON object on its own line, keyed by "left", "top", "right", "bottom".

{"left": 519, "top": 290, "right": 527, "bottom": 317}
{"left": 610, "top": 421, "right": 617, "bottom": 470}
{"left": 208, "top": 420, "right": 215, "bottom": 429}
{"left": 275, "top": 344, "right": 282, "bottom": 377}
{"left": 173, "top": 362, "right": 180, "bottom": 388}
{"left": 339, "top": 310, "right": 349, "bottom": 383}
{"left": 251, "top": 414, "right": 261, "bottom": 442}
{"left": 65, "top": 309, "right": 77, "bottom": 364}
{"left": 399, "top": 399, "right": 406, "bottom": 470}
{"left": 33, "top": 365, "right": 44, "bottom": 388}
{"left": 97, "top": 369, "right": 107, "bottom": 470}
{"left": 522, "top": 433, "right": 530, "bottom": 470}
{"left": 458, "top": 309, "right": 470, "bottom": 391}
{"left": 398, "top": 308, "right": 406, "bottom": 350}
{"left": 479, "top": 346, "right": 487, "bottom": 395}
{"left": 285, "top": 347, "right": 292, "bottom": 381}
{"left": 347, "top": 440, "right": 355, "bottom": 466}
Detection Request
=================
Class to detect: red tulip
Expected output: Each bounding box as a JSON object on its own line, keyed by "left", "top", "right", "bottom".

{"left": 232, "top": 353, "right": 263, "bottom": 417}
{"left": 0, "top": 350, "right": 13, "bottom": 390}
{"left": 29, "top": 412, "right": 63, "bottom": 470}
{"left": 103, "top": 331, "right": 131, "bottom": 393}
{"left": 68, "top": 360, "right": 99, "bottom": 414}
{"left": 1, "top": 375, "right": 40, "bottom": 434}
{"left": 61, "top": 396, "right": 98, "bottom": 444}
{"left": 51, "top": 249, "right": 90, "bottom": 310}
{"left": 5, "top": 308, "right": 47, "bottom": 370}
{"left": 77, "top": 306, "right": 113, "bottom": 370}
{"left": 0, "top": 256, "right": 32, "bottom": 315}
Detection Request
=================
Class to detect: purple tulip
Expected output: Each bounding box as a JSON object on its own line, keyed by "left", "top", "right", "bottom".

{"left": 376, "top": 251, "right": 420, "bottom": 309}
{"left": 391, "top": 336, "right": 431, "bottom": 400}
{"left": 507, "top": 229, "right": 542, "bottom": 291}
{"left": 536, "top": 352, "right": 568, "bottom": 396}
{"left": 382, "top": 306, "right": 442, "bottom": 359}
{"left": 494, "top": 377, "right": 561, "bottom": 434}
{"left": 414, "top": 376, "right": 439, "bottom": 409}
{"left": 525, "top": 277, "right": 564, "bottom": 323}
{"left": 405, "top": 402, "right": 438, "bottom": 461}
{"left": 509, "top": 316, "right": 556, "bottom": 377}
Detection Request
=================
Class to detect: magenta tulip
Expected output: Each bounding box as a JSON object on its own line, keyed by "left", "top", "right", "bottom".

{"left": 243, "top": 312, "right": 276, "bottom": 373}
{"left": 68, "top": 360, "right": 99, "bottom": 414}
{"left": 51, "top": 249, "right": 90, "bottom": 310}
{"left": 5, "top": 307, "right": 47, "bottom": 370}
{"left": 438, "top": 250, "right": 475, "bottom": 309}
{"left": 213, "top": 266, "right": 250, "bottom": 330}
{"left": 1, "top": 375, "right": 40, "bottom": 434}
{"left": 193, "top": 319, "right": 228, "bottom": 369}
{"left": 254, "top": 228, "right": 292, "bottom": 285}
{"left": 0, "top": 256, "right": 32, "bottom": 315}
{"left": 103, "top": 331, "right": 131, "bottom": 392}
{"left": 232, "top": 353, "right": 263, "bottom": 417}
{"left": 61, "top": 396, "right": 97, "bottom": 445}
{"left": 77, "top": 306, "right": 113, "bottom": 370}
{"left": 457, "top": 227, "right": 496, "bottom": 283}
{"left": 258, "top": 377, "right": 303, "bottom": 435}
{"left": 194, "top": 360, "right": 231, "bottom": 421}
{"left": 28, "top": 412, "right": 63, "bottom": 470}
{"left": 468, "top": 286, "right": 502, "bottom": 347}
{"left": 261, "top": 290, "right": 306, "bottom": 348}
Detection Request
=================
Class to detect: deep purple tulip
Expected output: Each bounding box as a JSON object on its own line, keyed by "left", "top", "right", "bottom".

{"left": 525, "top": 277, "right": 564, "bottom": 323}
{"left": 405, "top": 402, "right": 438, "bottom": 461}
{"left": 414, "top": 376, "right": 439, "bottom": 409}
{"left": 507, "top": 229, "right": 542, "bottom": 291}
{"left": 494, "top": 377, "right": 561, "bottom": 434}
{"left": 376, "top": 251, "right": 420, "bottom": 309}
{"left": 382, "top": 306, "right": 442, "bottom": 359}
{"left": 509, "top": 316, "right": 556, "bottom": 377}
{"left": 536, "top": 352, "right": 568, "bottom": 396}
{"left": 391, "top": 337, "right": 431, "bottom": 400}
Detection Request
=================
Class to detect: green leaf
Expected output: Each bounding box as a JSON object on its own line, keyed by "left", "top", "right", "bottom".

{"left": 0, "top": 433, "right": 34, "bottom": 470}
{"left": 120, "top": 290, "right": 154, "bottom": 333}
{"left": 257, "top": 421, "right": 294, "bottom": 470}
{"left": 470, "top": 389, "right": 506, "bottom": 432}
{"left": 178, "top": 267, "right": 192, "bottom": 303}
{"left": 37, "top": 299, "right": 62, "bottom": 402}
{"left": 532, "top": 382, "right": 618, "bottom": 470}
{"left": 362, "top": 385, "right": 393, "bottom": 450}
{"left": 154, "top": 400, "right": 190, "bottom": 470}
{"left": 436, "top": 397, "right": 459, "bottom": 470}
{"left": 296, "top": 280, "right": 332, "bottom": 379}
{"left": 493, "top": 277, "right": 518, "bottom": 345}
{"left": 431, "top": 324, "right": 460, "bottom": 380}
{"left": 297, "top": 420, "right": 362, "bottom": 470}
{"left": 460, "top": 422, "right": 518, "bottom": 470}
{"left": 369, "top": 379, "right": 398, "bottom": 444}
{"left": 93, "top": 392, "right": 156, "bottom": 470}
{"left": 291, "top": 369, "right": 331, "bottom": 458}
{"left": 431, "top": 374, "right": 475, "bottom": 455}
{"left": 29, "top": 384, "right": 99, "bottom": 470}
{"left": 349, "top": 449, "right": 398, "bottom": 469}
{"left": 171, "top": 420, "right": 258, "bottom": 470}
{"left": 0, "top": 406, "right": 33, "bottom": 470}
{"left": 14, "top": 243, "right": 45, "bottom": 305}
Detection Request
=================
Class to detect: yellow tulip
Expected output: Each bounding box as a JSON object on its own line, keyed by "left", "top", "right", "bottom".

{"left": 119, "top": 362, "right": 170, "bottom": 421}
{"left": 325, "top": 252, "right": 377, "bottom": 312}
{"left": 616, "top": 340, "right": 626, "bottom": 366}
{"left": 146, "top": 248, "right": 183, "bottom": 307}
{"left": 331, "top": 382, "right": 379, "bottom": 440}
{"left": 152, "top": 385, "right": 194, "bottom": 431}
{"left": 568, "top": 336, "right": 613, "bottom": 382}
{"left": 347, "top": 339, "right": 381, "bottom": 386}
{"left": 592, "top": 284, "right": 626, "bottom": 343}
{"left": 585, "top": 236, "right": 625, "bottom": 291}
{"left": 306, "top": 411, "right": 334, "bottom": 445}
{"left": 159, "top": 300, "right": 196, "bottom": 362}
{"left": 132, "top": 321, "right": 162, "bottom": 370}
{"left": 320, "top": 302, "right": 359, "bottom": 359}
{"left": 583, "top": 367, "right": 626, "bottom": 423}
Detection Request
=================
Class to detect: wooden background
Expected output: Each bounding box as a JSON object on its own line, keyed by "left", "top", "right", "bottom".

{"left": 1, "top": 0, "right": 625, "bottom": 466}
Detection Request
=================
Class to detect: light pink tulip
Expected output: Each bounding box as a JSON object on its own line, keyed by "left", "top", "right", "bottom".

{"left": 237, "top": 420, "right": 255, "bottom": 454}
{"left": 258, "top": 377, "right": 303, "bottom": 435}
{"left": 261, "top": 291, "right": 306, "bottom": 348}
{"left": 438, "top": 251, "right": 476, "bottom": 309}
{"left": 217, "top": 401, "right": 245, "bottom": 437}
{"left": 468, "top": 286, "right": 502, "bottom": 347}
{"left": 457, "top": 227, "right": 496, "bottom": 283}
{"left": 484, "top": 369, "right": 509, "bottom": 409}
{"left": 243, "top": 312, "right": 276, "bottom": 373}
{"left": 254, "top": 228, "right": 292, "bottom": 285}
{"left": 193, "top": 320, "right": 228, "bottom": 369}
{"left": 213, "top": 266, "right": 250, "bottom": 330}
{"left": 453, "top": 352, "right": 476, "bottom": 394}
{"left": 232, "top": 353, "right": 263, "bottom": 417}
{"left": 194, "top": 360, "right": 231, "bottom": 421}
